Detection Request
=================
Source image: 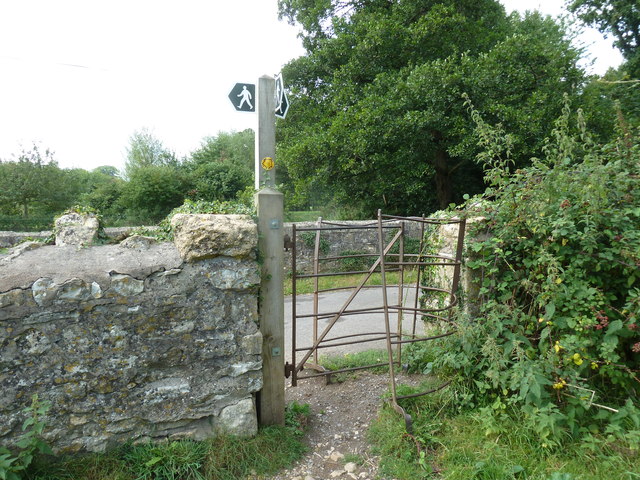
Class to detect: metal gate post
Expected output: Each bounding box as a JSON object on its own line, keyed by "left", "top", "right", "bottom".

{"left": 411, "top": 216, "right": 426, "bottom": 337}
{"left": 377, "top": 210, "right": 397, "bottom": 402}
{"left": 450, "top": 217, "right": 466, "bottom": 310}
{"left": 291, "top": 223, "right": 298, "bottom": 387}
{"left": 396, "top": 221, "right": 405, "bottom": 366}
{"left": 312, "top": 217, "right": 322, "bottom": 365}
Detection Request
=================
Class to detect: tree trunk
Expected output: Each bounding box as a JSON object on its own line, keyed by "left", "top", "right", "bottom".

{"left": 432, "top": 130, "right": 452, "bottom": 209}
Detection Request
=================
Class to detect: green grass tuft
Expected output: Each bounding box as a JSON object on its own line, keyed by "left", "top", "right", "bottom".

{"left": 203, "top": 426, "right": 306, "bottom": 480}
{"left": 123, "top": 440, "right": 207, "bottom": 480}
{"left": 28, "top": 424, "right": 307, "bottom": 480}
{"left": 320, "top": 350, "right": 390, "bottom": 374}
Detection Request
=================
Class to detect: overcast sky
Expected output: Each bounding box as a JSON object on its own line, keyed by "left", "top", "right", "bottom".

{"left": 0, "top": 0, "right": 624, "bottom": 172}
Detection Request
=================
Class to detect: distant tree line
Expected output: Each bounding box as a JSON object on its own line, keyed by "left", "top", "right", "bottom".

{"left": 2, "top": 0, "right": 638, "bottom": 230}
{"left": 0, "top": 129, "right": 255, "bottom": 231}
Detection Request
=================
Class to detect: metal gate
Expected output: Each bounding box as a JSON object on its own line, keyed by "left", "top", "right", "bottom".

{"left": 285, "top": 210, "right": 466, "bottom": 431}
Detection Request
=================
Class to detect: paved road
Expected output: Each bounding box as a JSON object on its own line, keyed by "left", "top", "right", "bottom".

{"left": 284, "top": 285, "right": 426, "bottom": 365}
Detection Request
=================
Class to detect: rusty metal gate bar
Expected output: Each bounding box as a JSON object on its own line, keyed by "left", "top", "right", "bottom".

{"left": 286, "top": 213, "right": 466, "bottom": 432}
{"left": 378, "top": 211, "right": 466, "bottom": 432}
{"left": 286, "top": 220, "right": 401, "bottom": 385}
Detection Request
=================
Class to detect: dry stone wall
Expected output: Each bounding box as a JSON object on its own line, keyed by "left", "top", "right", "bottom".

{"left": 0, "top": 227, "right": 155, "bottom": 249}
{"left": 283, "top": 220, "right": 424, "bottom": 274}
{"left": 0, "top": 214, "right": 261, "bottom": 453}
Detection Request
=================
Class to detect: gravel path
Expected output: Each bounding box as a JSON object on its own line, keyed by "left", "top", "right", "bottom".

{"left": 272, "top": 288, "right": 426, "bottom": 480}
{"left": 262, "top": 371, "right": 424, "bottom": 480}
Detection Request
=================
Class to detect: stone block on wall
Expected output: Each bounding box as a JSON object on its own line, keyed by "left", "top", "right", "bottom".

{"left": 171, "top": 214, "right": 257, "bottom": 262}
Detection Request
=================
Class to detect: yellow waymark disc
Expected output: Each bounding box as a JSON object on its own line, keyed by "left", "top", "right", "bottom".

{"left": 261, "top": 156, "right": 274, "bottom": 170}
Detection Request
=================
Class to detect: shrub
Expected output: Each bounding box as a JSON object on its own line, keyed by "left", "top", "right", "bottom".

{"left": 427, "top": 99, "right": 640, "bottom": 447}
{"left": 338, "top": 250, "right": 375, "bottom": 272}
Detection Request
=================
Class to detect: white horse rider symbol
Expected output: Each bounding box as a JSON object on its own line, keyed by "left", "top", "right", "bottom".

{"left": 237, "top": 85, "right": 253, "bottom": 109}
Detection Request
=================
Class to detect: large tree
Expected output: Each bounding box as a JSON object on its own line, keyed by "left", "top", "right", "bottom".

{"left": 77, "top": 167, "right": 127, "bottom": 219}
{"left": 189, "top": 129, "right": 254, "bottom": 172}
{"left": 185, "top": 130, "right": 254, "bottom": 202}
{"left": 124, "top": 128, "right": 179, "bottom": 179}
{"left": 118, "top": 166, "right": 190, "bottom": 222}
{"left": 0, "top": 145, "right": 64, "bottom": 217}
{"left": 278, "top": 0, "right": 585, "bottom": 215}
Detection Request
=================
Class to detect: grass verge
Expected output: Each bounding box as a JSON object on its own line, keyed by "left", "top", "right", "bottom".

{"left": 27, "top": 404, "right": 309, "bottom": 480}
{"left": 285, "top": 270, "right": 418, "bottom": 296}
{"left": 368, "top": 381, "right": 640, "bottom": 480}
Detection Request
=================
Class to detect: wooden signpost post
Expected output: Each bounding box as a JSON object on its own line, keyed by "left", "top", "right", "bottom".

{"left": 230, "top": 74, "right": 289, "bottom": 425}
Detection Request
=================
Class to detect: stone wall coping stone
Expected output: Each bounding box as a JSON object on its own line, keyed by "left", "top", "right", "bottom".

{"left": 0, "top": 242, "right": 182, "bottom": 291}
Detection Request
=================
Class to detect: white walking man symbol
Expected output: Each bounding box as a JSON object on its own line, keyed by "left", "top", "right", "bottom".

{"left": 237, "top": 85, "right": 253, "bottom": 109}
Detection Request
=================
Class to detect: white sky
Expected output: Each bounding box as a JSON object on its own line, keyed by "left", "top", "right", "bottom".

{"left": 0, "top": 0, "right": 624, "bottom": 172}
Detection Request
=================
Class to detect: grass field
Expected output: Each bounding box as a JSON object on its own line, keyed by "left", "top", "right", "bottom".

{"left": 284, "top": 269, "right": 419, "bottom": 295}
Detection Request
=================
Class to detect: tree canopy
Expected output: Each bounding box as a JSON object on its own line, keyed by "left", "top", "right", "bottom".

{"left": 278, "top": 0, "right": 585, "bottom": 215}
{"left": 124, "top": 128, "right": 179, "bottom": 180}
{"left": 567, "top": 0, "right": 639, "bottom": 76}
{"left": 0, "top": 145, "right": 63, "bottom": 217}
{"left": 0, "top": 129, "right": 257, "bottom": 230}
{"left": 189, "top": 129, "right": 254, "bottom": 172}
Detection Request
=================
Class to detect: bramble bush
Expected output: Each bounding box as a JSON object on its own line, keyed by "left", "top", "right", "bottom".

{"left": 423, "top": 98, "right": 640, "bottom": 448}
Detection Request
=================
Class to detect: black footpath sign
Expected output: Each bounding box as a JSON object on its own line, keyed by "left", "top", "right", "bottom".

{"left": 228, "top": 83, "right": 256, "bottom": 112}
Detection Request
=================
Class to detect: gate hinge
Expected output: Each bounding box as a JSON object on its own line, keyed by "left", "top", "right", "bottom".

{"left": 284, "top": 362, "right": 293, "bottom": 378}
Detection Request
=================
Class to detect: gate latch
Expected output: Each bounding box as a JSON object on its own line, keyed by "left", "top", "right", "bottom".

{"left": 284, "top": 362, "right": 293, "bottom": 378}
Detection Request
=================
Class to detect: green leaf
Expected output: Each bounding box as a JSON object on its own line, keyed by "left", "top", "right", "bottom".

{"left": 0, "top": 453, "right": 17, "bottom": 469}
{"left": 606, "top": 320, "right": 624, "bottom": 336}
{"left": 15, "top": 437, "right": 32, "bottom": 449}
{"left": 545, "top": 302, "right": 556, "bottom": 319}
{"left": 529, "top": 379, "right": 541, "bottom": 402}
{"left": 18, "top": 453, "right": 32, "bottom": 469}
{"left": 509, "top": 464, "right": 525, "bottom": 474}
{"left": 470, "top": 242, "right": 485, "bottom": 253}
{"left": 21, "top": 417, "right": 35, "bottom": 430}
{"left": 540, "top": 326, "right": 551, "bottom": 341}
{"left": 36, "top": 441, "right": 53, "bottom": 456}
{"left": 145, "top": 456, "right": 163, "bottom": 467}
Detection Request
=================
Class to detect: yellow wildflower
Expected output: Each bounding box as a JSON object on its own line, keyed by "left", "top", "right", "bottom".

{"left": 553, "top": 379, "right": 567, "bottom": 389}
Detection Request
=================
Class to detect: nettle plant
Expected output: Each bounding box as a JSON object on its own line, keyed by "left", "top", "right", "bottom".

{"left": 432, "top": 98, "right": 640, "bottom": 446}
